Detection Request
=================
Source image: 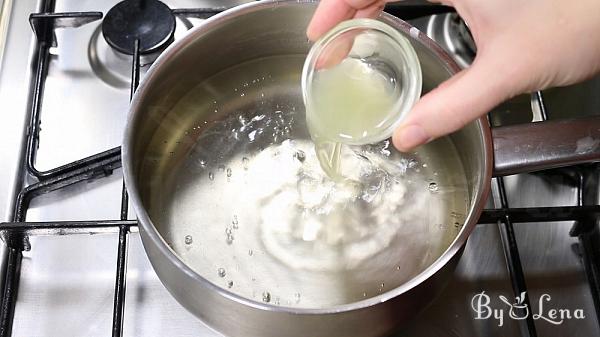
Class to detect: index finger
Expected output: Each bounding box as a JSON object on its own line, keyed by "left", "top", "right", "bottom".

{"left": 307, "top": 0, "right": 356, "bottom": 41}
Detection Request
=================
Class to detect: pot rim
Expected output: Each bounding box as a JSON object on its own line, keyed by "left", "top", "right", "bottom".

{"left": 123, "top": 0, "right": 493, "bottom": 315}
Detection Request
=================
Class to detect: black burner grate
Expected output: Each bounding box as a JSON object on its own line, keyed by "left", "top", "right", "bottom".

{"left": 0, "top": 1, "right": 598, "bottom": 337}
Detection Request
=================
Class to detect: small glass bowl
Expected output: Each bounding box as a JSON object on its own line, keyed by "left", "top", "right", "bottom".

{"left": 302, "top": 18, "right": 422, "bottom": 145}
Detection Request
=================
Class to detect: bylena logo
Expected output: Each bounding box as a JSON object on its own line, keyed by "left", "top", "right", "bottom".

{"left": 471, "top": 291, "right": 585, "bottom": 327}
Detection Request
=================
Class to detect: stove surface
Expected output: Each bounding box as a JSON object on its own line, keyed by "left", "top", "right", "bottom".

{"left": 0, "top": 1, "right": 598, "bottom": 337}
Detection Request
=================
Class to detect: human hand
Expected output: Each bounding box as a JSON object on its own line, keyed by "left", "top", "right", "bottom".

{"left": 307, "top": 0, "right": 600, "bottom": 151}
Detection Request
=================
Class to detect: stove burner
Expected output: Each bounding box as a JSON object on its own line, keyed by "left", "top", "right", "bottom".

{"left": 102, "top": 0, "right": 175, "bottom": 55}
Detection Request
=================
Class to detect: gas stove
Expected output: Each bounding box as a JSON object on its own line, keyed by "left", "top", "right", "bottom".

{"left": 0, "top": 1, "right": 598, "bottom": 337}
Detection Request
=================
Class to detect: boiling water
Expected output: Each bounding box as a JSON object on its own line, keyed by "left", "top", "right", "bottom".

{"left": 145, "top": 55, "right": 469, "bottom": 308}
{"left": 307, "top": 57, "right": 398, "bottom": 179}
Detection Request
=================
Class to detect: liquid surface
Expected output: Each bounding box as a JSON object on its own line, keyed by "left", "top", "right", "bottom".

{"left": 307, "top": 57, "right": 398, "bottom": 178}
{"left": 307, "top": 58, "right": 397, "bottom": 143}
{"left": 143, "top": 55, "right": 469, "bottom": 309}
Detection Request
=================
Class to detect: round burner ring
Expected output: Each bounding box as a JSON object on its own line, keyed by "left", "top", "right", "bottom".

{"left": 102, "top": 0, "right": 175, "bottom": 55}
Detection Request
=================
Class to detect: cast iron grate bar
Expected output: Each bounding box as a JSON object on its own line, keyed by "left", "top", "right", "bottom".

{"left": 172, "top": 7, "right": 231, "bottom": 18}
{"left": 112, "top": 38, "right": 140, "bottom": 337}
{"left": 569, "top": 167, "right": 600, "bottom": 326}
{"left": 112, "top": 225, "right": 130, "bottom": 337}
{"left": 0, "top": 249, "right": 21, "bottom": 337}
{"left": 489, "top": 95, "right": 543, "bottom": 337}
{"left": 479, "top": 205, "right": 600, "bottom": 224}
{"left": 30, "top": 12, "right": 103, "bottom": 46}
{"left": 27, "top": 11, "right": 113, "bottom": 181}
{"left": 13, "top": 149, "right": 121, "bottom": 231}
{"left": 0, "top": 220, "right": 137, "bottom": 233}
{"left": 494, "top": 177, "right": 537, "bottom": 337}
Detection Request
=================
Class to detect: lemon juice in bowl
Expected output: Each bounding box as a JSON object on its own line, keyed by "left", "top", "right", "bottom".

{"left": 302, "top": 18, "right": 422, "bottom": 179}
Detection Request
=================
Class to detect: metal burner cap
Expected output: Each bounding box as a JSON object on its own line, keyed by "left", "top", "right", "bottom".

{"left": 102, "top": 0, "right": 175, "bottom": 55}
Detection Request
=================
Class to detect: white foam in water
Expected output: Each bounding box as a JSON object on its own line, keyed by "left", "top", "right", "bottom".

{"left": 158, "top": 117, "right": 465, "bottom": 307}
{"left": 256, "top": 139, "right": 425, "bottom": 272}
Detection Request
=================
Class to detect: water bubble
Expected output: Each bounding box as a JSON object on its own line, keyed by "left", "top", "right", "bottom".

{"left": 184, "top": 235, "right": 193, "bottom": 245}
{"left": 396, "top": 266, "right": 401, "bottom": 271}
{"left": 450, "top": 211, "right": 464, "bottom": 218}
{"left": 218, "top": 268, "right": 226, "bottom": 278}
{"left": 227, "top": 281, "right": 234, "bottom": 288}
{"left": 260, "top": 93, "right": 265, "bottom": 98}
{"left": 248, "top": 249, "right": 253, "bottom": 256}
{"left": 232, "top": 215, "right": 239, "bottom": 229}
{"left": 275, "top": 297, "right": 281, "bottom": 305}
{"left": 454, "top": 222, "right": 462, "bottom": 229}
{"left": 240, "top": 93, "right": 245, "bottom": 97}
{"left": 248, "top": 130, "right": 257, "bottom": 142}
{"left": 218, "top": 164, "right": 225, "bottom": 172}
{"left": 226, "top": 234, "right": 234, "bottom": 245}
{"left": 262, "top": 291, "right": 271, "bottom": 303}
{"left": 242, "top": 157, "right": 249, "bottom": 170}
{"left": 294, "top": 293, "right": 301, "bottom": 303}
{"left": 293, "top": 150, "right": 306, "bottom": 163}
{"left": 379, "top": 283, "right": 385, "bottom": 292}
{"left": 225, "top": 228, "right": 233, "bottom": 235}
{"left": 428, "top": 182, "right": 438, "bottom": 192}
{"left": 362, "top": 292, "right": 367, "bottom": 297}
{"left": 253, "top": 114, "right": 265, "bottom": 121}
{"left": 227, "top": 168, "right": 232, "bottom": 177}
{"left": 208, "top": 172, "right": 214, "bottom": 180}
{"left": 422, "top": 163, "right": 428, "bottom": 168}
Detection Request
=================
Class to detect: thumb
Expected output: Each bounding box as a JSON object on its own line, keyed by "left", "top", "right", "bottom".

{"left": 392, "top": 53, "right": 518, "bottom": 151}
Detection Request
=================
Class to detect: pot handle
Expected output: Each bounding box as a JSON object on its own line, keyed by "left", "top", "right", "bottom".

{"left": 492, "top": 116, "right": 600, "bottom": 176}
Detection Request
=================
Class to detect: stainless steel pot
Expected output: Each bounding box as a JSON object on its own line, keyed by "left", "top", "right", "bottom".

{"left": 122, "top": 1, "right": 600, "bottom": 336}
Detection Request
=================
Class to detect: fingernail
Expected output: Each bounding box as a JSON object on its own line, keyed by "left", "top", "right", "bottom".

{"left": 396, "top": 124, "right": 430, "bottom": 150}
